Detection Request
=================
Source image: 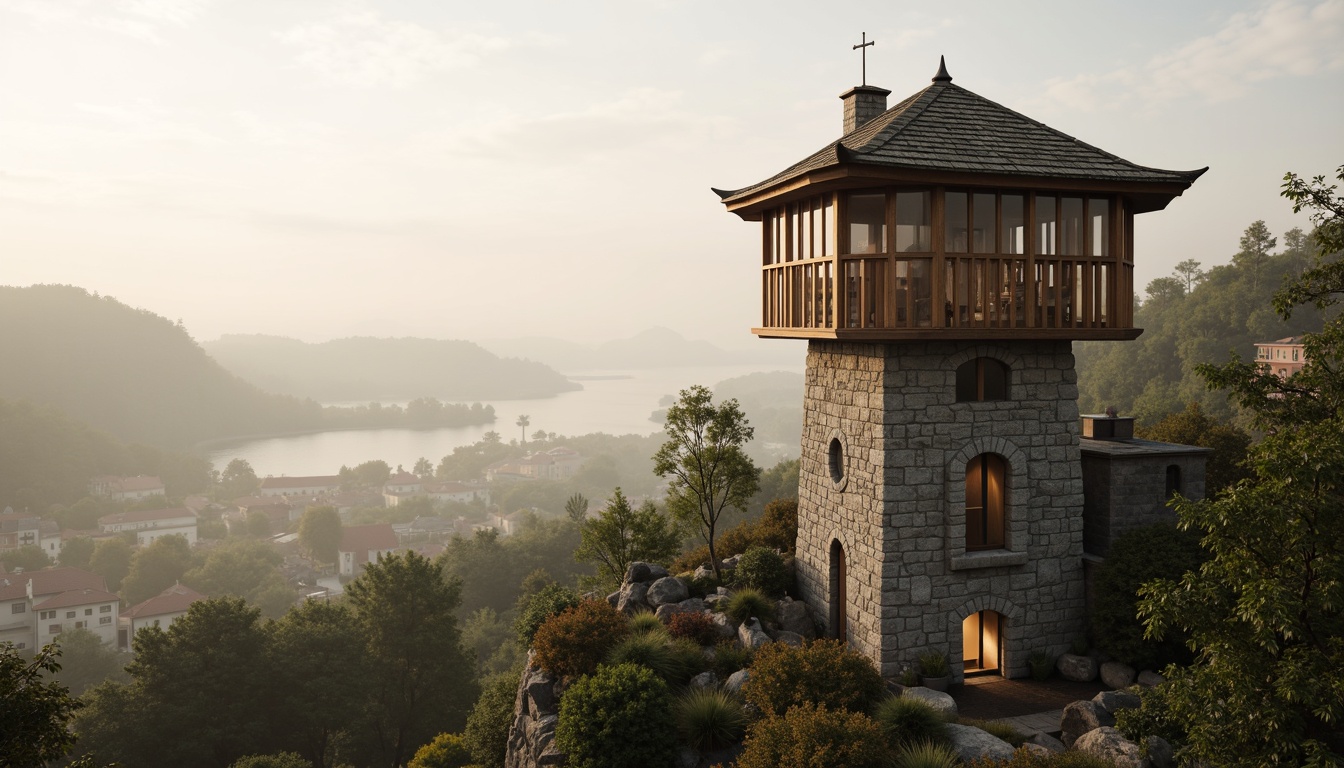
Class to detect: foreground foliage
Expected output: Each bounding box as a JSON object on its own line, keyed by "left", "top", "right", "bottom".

{"left": 555, "top": 663, "right": 678, "bottom": 768}
{"left": 737, "top": 703, "right": 889, "bottom": 768}
{"left": 742, "top": 639, "right": 885, "bottom": 718}
{"left": 0, "top": 642, "right": 82, "bottom": 768}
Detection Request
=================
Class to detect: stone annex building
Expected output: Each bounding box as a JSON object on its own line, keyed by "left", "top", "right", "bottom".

{"left": 714, "top": 59, "right": 1209, "bottom": 681}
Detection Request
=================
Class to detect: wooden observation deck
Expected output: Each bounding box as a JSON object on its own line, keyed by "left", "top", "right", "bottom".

{"left": 714, "top": 59, "right": 1205, "bottom": 342}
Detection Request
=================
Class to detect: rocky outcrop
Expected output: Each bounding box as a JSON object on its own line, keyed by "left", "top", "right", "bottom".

{"left": 1100, "top": 661, "right": 1136, "bottom": 689}
{"left": 505, "top": 660, "right": 565, "bottom": 768}
{"left": 900, "top": 686, "right": 958, "bottom": 718}
{"left": 737, "top": 618, "right": 772, "bottom": 649}
{"left": 1074, "top": 726, "right": 1149, "bottom": 768}
{"left": 1060, "top": 699, "right": 1115, "bottom": 748}
{"left": 1137, "top": 670, "right": 1166, "bottom": 687}
{"left": 1057, "top": 653, "right": 1098, "bottom": 682}
{"left": 775, "top": 597, "right": 817, "bottom": 639}
{"left": 1093, "top": 689, "right": 1141, "bottom": 715}
{"left": 1026, "top": 732, "right": 1065, "bottom": 753}
{"left": 647, "top": 576, "right": 689, "bottom": 606}
{"left": 944, "top": 723, "right": 1015, "bottom": 762}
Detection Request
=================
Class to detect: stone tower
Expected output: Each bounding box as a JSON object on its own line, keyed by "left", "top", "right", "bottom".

{"left": 713, "top": 60, "right": 1203, "bottom": 681}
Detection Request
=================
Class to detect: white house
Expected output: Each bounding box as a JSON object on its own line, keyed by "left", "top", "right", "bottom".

{"left": 119, "top": 582, "right": 207, "bottom": 648}
{"left": 0, "top": 513, "right": 62, "bottom": 559}
{"left": 88, "top": 475, "right": 166, "bottom": 501}
{"left": 337, "top": 524, "right": 400, "bottom": 577}
{"left": 98, "top": 508, "right": 198, "bottom": 546}
{"left": 258, "top": 475, "right": 342, "bottom": 498}
{"left": 424, "top": 481, "right": 491, "bottom": 505}
{"left": 0, "top": 567, "right": 117, "bottom": 651}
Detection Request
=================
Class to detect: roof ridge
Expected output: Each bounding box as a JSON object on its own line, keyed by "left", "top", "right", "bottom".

{"left": 843, "top": 83, "right": 943, "bottom": 152}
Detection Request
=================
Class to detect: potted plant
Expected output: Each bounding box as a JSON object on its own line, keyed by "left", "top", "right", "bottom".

{"left": 918, "top": 651, "right": 950, "bottom": 691}
{"left": 1028, "top": 650, "right": 1055, "bottom": 681}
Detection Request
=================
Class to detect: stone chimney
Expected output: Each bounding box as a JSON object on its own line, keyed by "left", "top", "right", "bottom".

{"left": 839, "top": 85, "right": 890, "bottom": 135}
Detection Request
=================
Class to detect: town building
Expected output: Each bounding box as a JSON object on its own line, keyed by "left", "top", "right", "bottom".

{"left": 714, "top": 58, "right": 1205, "bottom": 680}
{"left": 258, "top": 475, "right": 342, "bottom": 497}
{"left": 88, "top": 475, "right": 165, "bottom": 501}
{"left": 119, "top": 582, "right": 207, "bottom": 648}
{"left": 1255, "top": 335, "right": 1306, "bottom": 378}
{"left": 337, "top": 524, "right": 400, "bottom": 577}
{"left": 0, "top": 567, "right": 119, "bottom": 651}
{"left": 98, "top": 508, "right": 198, "bottom": 546}
{"left": 0, "top": 511, "right": 62, "bottom": 559}
{"left": 484, "top": 448, "right": 584, "bottom": 482}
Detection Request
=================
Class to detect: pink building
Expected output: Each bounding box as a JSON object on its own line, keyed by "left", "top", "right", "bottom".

{"left": 1255, "top": 335, "right": 1306, "bottom": 378}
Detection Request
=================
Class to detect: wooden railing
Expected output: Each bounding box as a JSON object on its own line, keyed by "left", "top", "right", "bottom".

{"left": 761, "top": 254, "right": 1131, "bottom": 334}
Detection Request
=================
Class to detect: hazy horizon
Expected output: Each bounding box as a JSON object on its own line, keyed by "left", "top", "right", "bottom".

{"left": 2, "top": 0, "right": 1341, "bottom": 346}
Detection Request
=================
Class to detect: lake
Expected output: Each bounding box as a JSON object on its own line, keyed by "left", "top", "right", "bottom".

{"left": 204, "top": 363, "right": 803, "bottom": 477}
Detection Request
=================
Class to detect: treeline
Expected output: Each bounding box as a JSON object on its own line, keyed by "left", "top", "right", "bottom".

{"left": 321, "top": 398, "right": 495, "bottom": 430}
{"left": 1075, "top": 222, "right": 1329, "bottom": 425}
{"left": 203, "top": 334, "right": 580, "bottom": 401}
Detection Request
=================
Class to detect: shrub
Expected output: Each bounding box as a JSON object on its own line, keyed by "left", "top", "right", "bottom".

{"left": 514, "top": 583, "right": 581, "bottom": 647}
{"left": 1090, "top": 522, "right": 1205, "bottom": 669}
{"left": 229, "top": 754, "right": 312, "bottom": 768}
{"left": 737, "top": 704, "right": 889, "bottom": 768}
{"left": 407, "top": 732, "right": 473, "bottom": 768}
{"left": 462, "top": 669, "right": 519, "bottom": 768}
{"left": 675, "top": 687, "right": 747, "bottom": 753}
{"left": 669, "top": 637, "right": 711, "bottom": 683}
{"left": 685, "top": 573, "right": 720, "bottom": 598}
{"left": 628, "top": 611, "right": 664, "bottom": 636}
{"left": 755, "top": 498, "right": 798, "bottom": 553}
{"left": 959, "top": 718, "right": 1025, "bottom": 746}
{"left": 668, "top": 611, "right": 718, "bottom": 646}
{"left": 606, "top": 632, "right": 687, "bottom": 684}
{"left": 723, "top": 588, "right": 776, "bottom": 624}
{"left": 893, "top": 741, "right": 960, "bottom": 768}
{"left": 874, "top": 696, "right": 949, "bottom": 748}
{"left": 555, "top": 663, "right": 678, "bottom": 768}
{"left": 965, "top": 747, "right": 1117, "bottom": 767}
{"left": 532, "top": 600, "right": 629, "bottom": 680}
{"left": 711, "top": 639, "right": 753, "bottom": 679}
{"left": 733, "top": 546, "right": 791, "bottom": 597}
{"left": 917, "top": 651, "right": 949, "bottom": 678}
{"left": 743, "top": 639, "right": 885, "bottom": 717}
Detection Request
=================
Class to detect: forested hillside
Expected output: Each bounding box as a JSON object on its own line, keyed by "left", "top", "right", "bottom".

{"left": 1075, "top": 222, "right": 1330, "bottom": 425}
{"left": 204, "top": 334, "right": 579, "bottom": 401}
{"left": 0, "top": 398, "right": 210, "bottom": 508}
{"left": 0, "top": 285, "right": 323, "bottom": 447}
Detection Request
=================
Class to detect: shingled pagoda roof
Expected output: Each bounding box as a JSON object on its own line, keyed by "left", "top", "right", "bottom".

{"left": 715, "top": 64, "right": 1206, "bottom": 206}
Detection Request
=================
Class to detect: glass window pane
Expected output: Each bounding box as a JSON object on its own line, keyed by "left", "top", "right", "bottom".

{"left": 1090, "top": 198, "right": 1109, "bottom": 257}
{"left": 811, "top": 200, "right": 822, "bottom": 259}
{"left": 1035, "top": 195, "right": 1056, "bottom": 255}
{"left": 1062, "top": 197, "right": 1083, "bottom": 256}
{"left": 823, "top": 198, "right": 835, "bottom": 257}
{"left": 895, "top": 191, "right": 930, "bottom": 252}
{"left": 798, "top": 202, "right": 811, "bottom": 259}
{"left": 1001, "top": 195, "right": 1024, "bottom": 255}
{"left": 972, "top": 193, "right": 996, "bottom": 253}
{"left": 847, "top": 193, "right": 885, "bottom": 254}
{"left": 945, "top": 192, "right": 968, "bottom": 253}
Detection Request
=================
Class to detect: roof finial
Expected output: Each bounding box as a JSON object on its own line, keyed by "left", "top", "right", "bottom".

{"left": 932, "top": 55, "right": 952, "bottom": 83}
{"left": 853, "top": 32, "right": 875, "bottom": 86}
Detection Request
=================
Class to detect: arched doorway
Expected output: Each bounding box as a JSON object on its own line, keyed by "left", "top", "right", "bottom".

{"left": 962, "top": 610, "right": 1002, "bottom": 676}
{"left": 829, "top": 540, "right": 847, "bottom": 643}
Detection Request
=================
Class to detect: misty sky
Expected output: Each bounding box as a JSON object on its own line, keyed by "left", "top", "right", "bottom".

{"left": 1, "top": 0, "right": 1340, "bottom": 350}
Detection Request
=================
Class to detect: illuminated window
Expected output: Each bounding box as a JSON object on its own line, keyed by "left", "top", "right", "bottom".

{"left": 966, "top": 454, "right": 1007, "bottom": 551}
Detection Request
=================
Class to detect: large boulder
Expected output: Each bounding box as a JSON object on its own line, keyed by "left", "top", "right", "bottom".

{"left": 1146, "top": 736, "right": 1175, "bottom": 768}
{"left": 1074, "top": 726, "right": 1149, "bottom": 768}
{"left": 615, "top": 581, "right": 650, "bottom": 615}
{"left": 900, "top": 686, "right": 958, "bottom": 719}
{"left": 1093, "top": 689, "right": 1142, "bottom": 715}
{"left": 688, "top": 671, "right": 718, "bottom": 690}
{"left": 1100, "top": 661, "right": 1137, "bottom": 689}
{"left": 505, "top": 662, "right": 564, "bottom": 768}
{"left": 1137, "top": 670, "right": 1166, "bottom": 687}
{"left": 775, "top": 598, "right": 817, "bottom": 639}
{"left": 1060, "top": 700, "right": 1115, "bottom": 748}
{"left": 738, "top": 618, "right": 772, "bottom": 649}
{"left": 710, "top": 612, "right": 736, "bottom": 639}
{"left": 1057, "top": 653, "right": 1098, "bottom": 682}
{"left": 605, "top": 590, "right": 620, "bottom": 608}
{"left": 1025, "top": 732, "right": 1065, "bottom": 753}
{"left": 944, "top": 723, "right": 1015, "bottom": 763}
{"left": 647, "top": 576, "right": 690, "bottom": 606}
{"left": 625, "top": 562, "right": 652, "bottom": 584}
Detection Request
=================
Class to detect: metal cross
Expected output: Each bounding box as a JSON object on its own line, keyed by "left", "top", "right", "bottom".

{"left": 853, "top": 32, "right": 875, "bottom": 86}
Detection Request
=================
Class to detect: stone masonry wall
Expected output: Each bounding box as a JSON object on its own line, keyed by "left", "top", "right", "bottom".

{"left": 797, "top": 339, "right": 1087, "bottom": 680}
{"left": 1081, "top": 450, "right": 1208, "bottom": 557}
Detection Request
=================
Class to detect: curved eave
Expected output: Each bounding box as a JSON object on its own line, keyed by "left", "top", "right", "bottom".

{"left": 717, "top": 161, "right": 1207, "bottom": 221}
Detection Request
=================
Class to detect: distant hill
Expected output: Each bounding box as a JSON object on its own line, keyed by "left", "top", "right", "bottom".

{"left": 482, "top": 327, "right": 804, "bottom": 371}
{"left": 202, "top": 335, "right": 580, "bottom": 402}
{"left": 0, "top": 285, "right": 322, "bottom": 448}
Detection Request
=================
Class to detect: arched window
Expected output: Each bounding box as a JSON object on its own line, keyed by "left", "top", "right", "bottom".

{"left": 829, "top": 540, "right": 848, "bottom": 643}
{"left": 956, "top": 358, "right": 1009, "bottom": 402}
{"left": 966, "top": 454, "right": 1006, "bottom": 551}
{"left": 1165, "top": 465, "right": 1181, "bottom": 498}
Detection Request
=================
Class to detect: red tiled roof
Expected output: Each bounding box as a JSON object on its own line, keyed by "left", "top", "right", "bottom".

{"left": 259, "top": 475, "right": 341, "bottom": 489}
{"left": 34, "top": 587, "right": 119, "bottom": 611}
{"left": 0, "top": 567, "right": 106, "bottom": 601}
{"left": 386, "top": 472, "right": 420, "bottom": 485}
{"left": 339, "top": 524, "right": 399, "bottom": 556}
{"left": 123, "top": 583, "right": 206, "bottom": 619}
{"left": 98, "top": 508, "right": 196, "bottom": 527}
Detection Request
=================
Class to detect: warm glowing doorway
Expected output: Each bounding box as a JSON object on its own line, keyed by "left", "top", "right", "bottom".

{"left": 962, "top": 610, "right": 1002, "bottom": 675}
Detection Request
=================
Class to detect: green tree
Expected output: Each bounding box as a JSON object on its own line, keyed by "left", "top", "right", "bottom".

{"left": 59, "top": 536, "right": 96, "bottom": 570}
{"left": 1234, "top": 219, "right": 1277, "bottom": 291}
{"left": 412, "top": 457, "right": 434, "bottom": 479}
{"left": 0, "top": 641, "right": 83, "bottom": 767}
{"left": 653, "top": 385, "right": 760, "bottom": 580}
{"left": 342, "top": 459, "right": 391, "bottom": 488}
{"left": 574, "top": 488, "right": 680, "bottom": 587}
{"left": 1127, "top": 170, "right": 1344, "bottom": 766}
{"left": 219, "top": 458, "right": 260, "bottom": 499}
{"left": 1144, "top": 276, "right": 1185, "bottom": 303}
{"left": 344, "top": 552, "right": 479, "bottom": 768}
{"left": 89, "top": 538, "right": 133, "bottom": 593}
{"left": 121, "top": 534, "right": 195, "bottom": 605}
{"left": 1172, "top": 258, "right": 1206, "bottom": 293}
{"left": 267, "top": 601, "right": 369, "bottom": 768}
{"left": 1134, "top": 402, "right": 1252, "bottom": 495}
{"left": 246, "top": 509, "right": 273, "bottom": 537}
{"left": 407, "top": 733, "right": 472, "bottom": 768}
{"left": 0, "top": 544, "right": 51, "bottom": 572}
{"left": 462, "top": 670, "right": 518, "bottom": 768}
{"left": 297, "top": 506, "right": 342, "bottom": 564}
{"left": 182, "top": 538, "right": 290, "bottom": 617}
{"left": 555, "top": 663, "right": 677, "bottom": 768}
{"left": 49, "top": 627, "right": 130, "bottom": 696}
{"left": 564, "top": 492, "right": 589, "bottom": 523}
{"left": 516, "top": 414, "right": 530, "bottom": 443}
{"left": 230, "top": 754, "right": 313, "bottom": 768}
